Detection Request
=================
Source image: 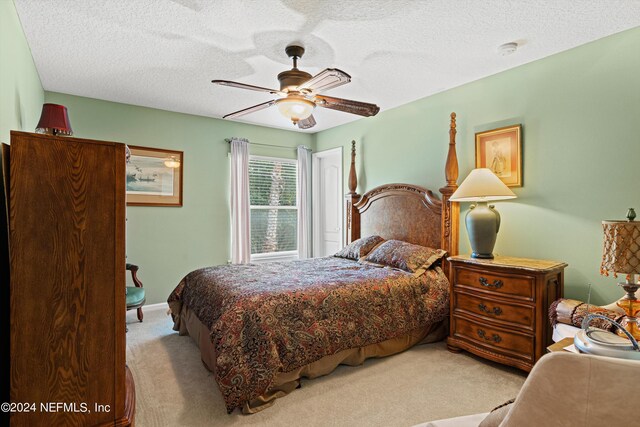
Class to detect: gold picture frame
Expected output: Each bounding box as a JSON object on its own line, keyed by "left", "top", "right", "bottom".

{"left": 475, "top": 124, "right": 522, "bottom": 187}
{"left": 126, "top": 145, "right": 183, "bottom": 206}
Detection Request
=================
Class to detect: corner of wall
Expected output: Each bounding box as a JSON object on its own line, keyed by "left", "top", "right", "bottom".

{"left": 0, "top": 0, "right": 45, "bottom": 143}
{"left": 309, "top": 131, "right": 319, "bottom": 152}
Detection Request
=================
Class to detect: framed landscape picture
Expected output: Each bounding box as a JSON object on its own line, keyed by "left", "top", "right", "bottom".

{"left": 475, "top": 124, "right": 522, "bottom": 187}
{"left": 126, "top": 145, "right": 183, "bottom": 206}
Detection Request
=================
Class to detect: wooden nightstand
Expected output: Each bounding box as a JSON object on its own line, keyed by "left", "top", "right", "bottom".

{"left": 446, "top": 255, "right": 567, "bottom": 372}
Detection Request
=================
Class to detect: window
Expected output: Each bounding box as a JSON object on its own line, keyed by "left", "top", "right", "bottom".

{"left": 249, "top": 156, "right": 297, "bottom": 260}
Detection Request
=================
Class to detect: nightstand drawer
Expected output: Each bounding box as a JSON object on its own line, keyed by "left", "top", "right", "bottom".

{"left": 455, "top": 267, "right": 534, "bottom": 300}
{"left": 453, "top": 316, "right": 534, "bottom": 361}
{"left": 454, "top": 291, "right": 535, "bottom": 329}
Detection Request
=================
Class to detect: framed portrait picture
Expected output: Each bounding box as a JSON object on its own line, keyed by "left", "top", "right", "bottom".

{"left": 126, "top": 145, "right": 183, "bottom": 206}
{"left": 475, "top": 124, "right": 522, "bottom": 187}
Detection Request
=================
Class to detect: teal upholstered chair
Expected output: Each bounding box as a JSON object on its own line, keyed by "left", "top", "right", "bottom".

{"left": 126, "top": 263, "right": 145, "bottom": 323}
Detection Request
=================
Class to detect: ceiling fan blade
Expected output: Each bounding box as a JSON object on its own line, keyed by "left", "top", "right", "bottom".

{"left": 315, "top": 95, "right": 380, "bottom": 117}
{"left": 223, "top": 100, "right": 276, "bottom": 119}
{"left": 297, "top": 115, "right": 316, "bottom": 130}
{"left": 298, "top": 68, "right": 351, "bottom": 93}
{"left": 212, "top": 80, "right": 283, "bottom": 95}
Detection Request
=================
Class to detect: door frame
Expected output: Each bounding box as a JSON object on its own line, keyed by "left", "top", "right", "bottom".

{"left": 312, "top": 147, "right": 343, "bottom": 257}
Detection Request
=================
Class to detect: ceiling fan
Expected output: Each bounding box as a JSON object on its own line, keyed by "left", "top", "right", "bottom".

{"left": 212, "top": 45, "right": 380, "bottom": 130}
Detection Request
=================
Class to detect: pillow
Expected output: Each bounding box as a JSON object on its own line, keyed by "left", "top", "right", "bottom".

{"left": 334, "top": 235, "right": 385, "bottom": 260}
{"left": 362, "top": 240, "right": 446, "bottom": 276}
{"left": 548, "top": 298, "right": 624, "bottom": 331}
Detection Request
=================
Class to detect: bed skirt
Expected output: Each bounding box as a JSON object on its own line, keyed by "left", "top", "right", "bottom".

{"left": 173, "top": 303, "right": 448, "bottom": 414}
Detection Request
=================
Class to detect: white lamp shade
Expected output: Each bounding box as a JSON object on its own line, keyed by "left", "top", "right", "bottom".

{"left": 450, "top": 168, "right": 517, "bottom": 202}
{"left": 276, "top": 96, "right": 315, "bottom": 122}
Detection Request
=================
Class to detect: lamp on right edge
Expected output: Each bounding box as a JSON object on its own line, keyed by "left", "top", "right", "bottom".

{"left": 601, "top": 209, "right": 640, "bottom": 340}
{"left": 450, "top": 168, "right": 516, "bottom": 259}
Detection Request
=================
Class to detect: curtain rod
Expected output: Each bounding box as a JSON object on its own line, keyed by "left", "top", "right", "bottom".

{"left": 225, "top": 138, "right": 301, "bottom": 150}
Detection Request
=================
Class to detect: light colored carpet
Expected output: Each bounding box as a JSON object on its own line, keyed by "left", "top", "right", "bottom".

{"left": 126, "top": 307, "right": 525, "bottom": 427}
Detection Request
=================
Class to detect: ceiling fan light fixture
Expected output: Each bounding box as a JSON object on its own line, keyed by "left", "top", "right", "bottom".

{"left": 276, "top": 96, "right": 315, "bottom": 123}
{"left": 164, "top": 156, "right": 181, "bottom": 168}
{"left": 212, "top": 44, "right": 379, "bottom": 129}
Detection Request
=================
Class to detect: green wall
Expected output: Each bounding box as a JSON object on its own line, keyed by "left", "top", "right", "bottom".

{"left": 45, "top": 92, "right": 312, "bottom": 304}
{"left": 315, "top": 27, "right": 640, "bottom": 305}
{"left": 0, "top": 0, "right": 44, "bottom": 143}
{"left": 6, "top": 0, "right": 639, "bottom": 307}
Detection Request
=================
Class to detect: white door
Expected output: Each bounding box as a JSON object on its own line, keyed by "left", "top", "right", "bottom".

{"left": 312, "top": 148, "right": 343, "bottom": 257}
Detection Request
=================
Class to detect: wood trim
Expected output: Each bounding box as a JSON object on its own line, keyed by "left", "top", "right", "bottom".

{"left": 0, "top": 143, "right": 9, "bottom": 427}
{"left": 345, "top": 140, "right": 361, "bottom": 245}
{"left": 126, "top": 145, "right": 183, "bottom": 157}
{"left": 355, "top": 183, "right": 441, "bottom": 215}
{"left": 112, "top": 367, "right": 135, "bottom": 427}
{"left": 344, "top": 113, "right": 460, "bottom": 280}
{"left": 448, "top": 254, "right": 568, "bottom": 272}
{"left": 10, "top": 130, "right": 122, "bottom": 147}
{"left": 439, "top": 113, "right": 460, "bottom": 280}
{"left": 347, "top": 140, "right": 357, "bottom": 195}
{"left": 114, "top": 142, "right": 127, "bottom": 420}
{"left": 102, "top": 366, "right": 135, "bottom": 427}
{"left": 344, "top": 193, "right": 361, "bottom": 245}
{"left": 447, "top": 335, "right": 535, "bottom": 372}
{"left": 1, "top": 144, "right": 9, "bottom": 216}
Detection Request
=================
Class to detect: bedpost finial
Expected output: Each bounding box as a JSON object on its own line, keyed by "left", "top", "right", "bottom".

{"left": 442, "top": 112, "right": 458, "bottom": 188}
{"left": 348, "top": 140, "right": 358, "bottom": 194}
{"left": 445, "top": 113, "right": 459, "bottom": 186}
{"left": 449, "top": 113, "right": 456, "bottom": 135}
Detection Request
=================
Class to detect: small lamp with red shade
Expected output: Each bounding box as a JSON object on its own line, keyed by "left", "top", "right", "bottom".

{"left": 35, "top": 103, "right": 73, "bottom": 136}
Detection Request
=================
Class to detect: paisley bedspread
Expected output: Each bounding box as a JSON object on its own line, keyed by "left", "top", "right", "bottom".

{"left": 167, "top": 256, "right": 449, "bottom": 413}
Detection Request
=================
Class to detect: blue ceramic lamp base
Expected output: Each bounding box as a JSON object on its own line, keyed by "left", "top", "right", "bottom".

{"left": 466, "top": 201, "right": 501, "bottom": 259}
{"left": 449, "top": 168, "right": 517, "bottom": 259}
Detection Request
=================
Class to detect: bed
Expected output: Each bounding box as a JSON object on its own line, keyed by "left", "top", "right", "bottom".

{"left": 168, "top": 113, "right": 461, "bottom": 414}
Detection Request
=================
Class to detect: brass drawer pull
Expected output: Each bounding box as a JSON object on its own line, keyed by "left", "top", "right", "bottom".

{"left": 479, "top": 277, "right": 503, "bottom": 289}
{"left": 477, "top": 328, "right": 502, "bottom": 343}
{"left": 478, "top": 303, "right": 503, "bottom": 316}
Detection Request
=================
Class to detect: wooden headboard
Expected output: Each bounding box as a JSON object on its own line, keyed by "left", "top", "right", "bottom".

{"left": 345, "top": 112, "right": 460, "bottom": 279}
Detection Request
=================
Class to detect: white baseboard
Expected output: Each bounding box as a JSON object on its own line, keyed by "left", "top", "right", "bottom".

{"left": 142, "top": 302, "right": 169, "bottom": 312}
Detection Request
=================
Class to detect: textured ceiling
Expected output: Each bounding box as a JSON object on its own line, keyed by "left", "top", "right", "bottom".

{"left": 14, "top": 0, "right": 640, "bottom": 133}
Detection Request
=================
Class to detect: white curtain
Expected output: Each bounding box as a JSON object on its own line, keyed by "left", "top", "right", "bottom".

{"left": 230, "top": 138, "right": 251, "bottom": 264}
{"left": 297, "top": 145, "right": 312, "bottom": 259}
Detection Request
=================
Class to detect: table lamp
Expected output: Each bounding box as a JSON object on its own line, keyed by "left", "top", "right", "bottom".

{"left": 600, "top": 208, "right": 640, "bottom": 340}
{"left": 450, "top": 168, "right": 516, "bottom": 259}
{"left": 35, "top": 103, "right": 73, "bottom": 136}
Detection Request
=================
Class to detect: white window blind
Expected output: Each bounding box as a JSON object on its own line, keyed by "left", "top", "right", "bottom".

{"left": 249, "top": 156, "right": 298, "bottom": 257}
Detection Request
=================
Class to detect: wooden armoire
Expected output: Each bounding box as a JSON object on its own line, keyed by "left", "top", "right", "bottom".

{"left": 8, "top": 131, "right": 135, "bottom": 426}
